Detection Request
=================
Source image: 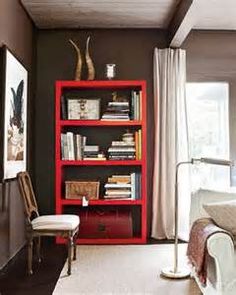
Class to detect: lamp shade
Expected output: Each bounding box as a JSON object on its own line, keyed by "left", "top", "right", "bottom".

{"left": 193, "top": 157, "right": 232, "bottom": 166}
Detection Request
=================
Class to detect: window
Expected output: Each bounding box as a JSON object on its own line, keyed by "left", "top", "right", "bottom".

{"left": 186, "top": 82, "right": 229, "bottom": 190}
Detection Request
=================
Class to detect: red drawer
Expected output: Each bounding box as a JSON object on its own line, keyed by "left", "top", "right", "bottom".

{"left": 79, "top": 209, "right": 133, "bottom": 239}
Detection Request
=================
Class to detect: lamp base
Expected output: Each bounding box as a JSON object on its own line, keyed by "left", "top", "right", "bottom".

{"left": 161, "top": 267, "right": 191, "bottom": 279}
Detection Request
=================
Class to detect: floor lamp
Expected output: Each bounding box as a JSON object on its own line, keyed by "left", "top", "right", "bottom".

{"left": 161, "top": 157, "right": 232, "bottom": 279}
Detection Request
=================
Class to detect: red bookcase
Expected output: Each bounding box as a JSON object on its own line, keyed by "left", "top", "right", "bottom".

{"left": 55, "top": 80, "right": 147, "bottom": 244}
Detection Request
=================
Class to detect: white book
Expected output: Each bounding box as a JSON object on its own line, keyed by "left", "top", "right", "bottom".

{"left": 112, "top": 141, "right": 135, "bottom": 146}
{"left": 105, "top": 191, "right": 131, "bottom": 195}
{"left": 108, "top": 102, "right": 129, "bottom": 106}
{"left": 108, "top": 147, "right": 136, "bottom": 152}
{"left": 84, "top": 145, "right": 99, "bottom": 152}
{"left": 104, "top": 183, "right": 132, "bottom": 188}
{"left": 67, "top": 132, "right": 75, "bottom": 160}
{"left": 131, "top": 172, "right": 136, "bottom": 200}
{"left": 76, "top": 134, "right": 82, "bottom": 160}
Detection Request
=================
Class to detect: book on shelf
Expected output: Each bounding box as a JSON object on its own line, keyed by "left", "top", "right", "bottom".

{"left": 112, "top": 141, "right": 135, "bottom": 146}
{"left": 105, "top": 190, "right": 131, "bottom": 195}
{"left": 61, "top": 95, "right": 67, "bottom": 120}
{"left": 107, "top": 175, "right": 131, "bottom": 183}
{"left": 83, "top": 157, "right": 106, "bottom": 161}
{"left": 104, "top": 183, "right": 132, "bottom": 188}
{"left": 135, "top": 130, "right": 142, "bottom": 160}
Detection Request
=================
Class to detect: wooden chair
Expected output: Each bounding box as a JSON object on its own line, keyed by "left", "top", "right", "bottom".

{"left": 17, "top": 171, "right": 79, "bottom": 275}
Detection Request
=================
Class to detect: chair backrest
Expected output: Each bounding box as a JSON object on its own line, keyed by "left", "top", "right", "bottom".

{"left": 17, "top": 171, "right": 39, "bottom": 221}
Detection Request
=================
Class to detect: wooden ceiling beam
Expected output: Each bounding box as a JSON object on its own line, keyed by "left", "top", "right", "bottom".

{"left": 167, "top": 0, "right": 197, "bottom": 48}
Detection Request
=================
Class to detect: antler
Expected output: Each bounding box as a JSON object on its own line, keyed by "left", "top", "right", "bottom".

{"left": 69, "top": 39, "right": 82, "bottom": 81}
{"left": 85, "top": 36, "right": 95, "bottom": 80}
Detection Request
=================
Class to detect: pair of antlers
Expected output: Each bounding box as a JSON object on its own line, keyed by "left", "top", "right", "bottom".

{"left": 69, "top": 36, "right": 95, "bottom": 81}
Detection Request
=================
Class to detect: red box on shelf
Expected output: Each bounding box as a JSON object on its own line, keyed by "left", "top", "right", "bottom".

{"left": 79, "top": 209, "right": 133, "bottom": 239}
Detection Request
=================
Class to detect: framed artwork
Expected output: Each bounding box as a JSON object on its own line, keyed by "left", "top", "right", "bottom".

{"left": 0, "top": 46, "right": 28, "bottom": 180}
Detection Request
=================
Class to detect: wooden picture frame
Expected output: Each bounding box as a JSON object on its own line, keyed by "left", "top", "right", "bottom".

{"left": 0, "top": 46, "right": 28, "bottom": 180}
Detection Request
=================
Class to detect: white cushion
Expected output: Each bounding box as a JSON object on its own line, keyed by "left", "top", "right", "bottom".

{"left": 32, "top": 214, "right": 80, "bottom": 231}
{"left": 203, "top": 200, "right": 236, "bottom": 235}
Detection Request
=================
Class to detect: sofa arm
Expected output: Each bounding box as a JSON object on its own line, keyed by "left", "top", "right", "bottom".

{"left": 207, "top": 232, "right": 235, "bottom": 292}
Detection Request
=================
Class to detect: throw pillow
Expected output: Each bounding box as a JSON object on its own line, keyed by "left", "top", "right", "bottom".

{"left": 203, "top": 200, "right": 236, "bottom": 235}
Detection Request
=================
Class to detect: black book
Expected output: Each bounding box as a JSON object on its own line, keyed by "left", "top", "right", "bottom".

{"left": 61, "top": 95, "right": 67, "bottom": 120}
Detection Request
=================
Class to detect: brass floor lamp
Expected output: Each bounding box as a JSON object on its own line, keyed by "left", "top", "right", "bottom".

{"left": 161, "top": 157, "right": 232, "bottom": 279}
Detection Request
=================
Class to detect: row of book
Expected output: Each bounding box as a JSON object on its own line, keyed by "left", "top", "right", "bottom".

{"left": 61, "top": 132, "right": 105, "bottom": 160}
{"left": 104, "top": 173, "right": 141, "bottom": 200}
{"left": 131, "top": 91, "right": 142, "bottom": 120}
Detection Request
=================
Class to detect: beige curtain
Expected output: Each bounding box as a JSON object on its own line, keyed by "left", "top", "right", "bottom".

{"left": 151, "top": 48, "right": 190, "bottom": 240}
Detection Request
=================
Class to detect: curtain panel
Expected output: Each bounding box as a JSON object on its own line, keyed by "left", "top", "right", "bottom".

{"left": 152, "top": 48, "right": 190, "bottom": 240}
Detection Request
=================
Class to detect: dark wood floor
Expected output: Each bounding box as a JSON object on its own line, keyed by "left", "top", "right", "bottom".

{"left": 0, "top": 239, "right": 67, "bottom": 295}
{"left": 0, "top": 238, "right": 173, "bottom": 295}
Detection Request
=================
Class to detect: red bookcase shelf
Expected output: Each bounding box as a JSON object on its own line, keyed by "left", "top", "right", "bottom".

{"left": 61, "top": 199, "right": 143, "bottom": 206}
{"left": 55, "top": 80, "right": 147, "bottom": 244}
{"left": 59, "top": 160, "right": 143, "bottom": 166}
{"left": 60, "top": 120, "right": 142, "bottom": 126}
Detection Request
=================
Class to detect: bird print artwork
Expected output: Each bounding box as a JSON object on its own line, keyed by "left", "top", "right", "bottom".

{"left": 7, "top": 79, "right": 24, "bottom": 161}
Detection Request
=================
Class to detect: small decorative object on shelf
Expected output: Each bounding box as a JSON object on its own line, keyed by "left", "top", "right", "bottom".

{"left": 122, "top": 130, "right": 134, "bottom": 143}
{"left": 106, "top": 64, "right": 116, "bottom": 80}
{"left": 69, "top": 39, "right": 82, "bottom": 81}
{"left": 85, "top": 36, "right": 95, "bottom": 80}
{"left": 67, "top": 98, "right": 100, "bottom": 120}
{"left": 55, "top": 80, "right": 147, "bottom": 245}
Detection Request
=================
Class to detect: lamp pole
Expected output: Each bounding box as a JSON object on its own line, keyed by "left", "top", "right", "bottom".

{"left": 162, "top": 160, "right": 193, "bottom": 279}
{"left": 161, "top": 157, "right": 232, "bottom": 279}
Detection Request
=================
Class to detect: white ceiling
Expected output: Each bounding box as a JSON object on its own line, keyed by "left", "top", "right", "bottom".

{"left": 21, "top": 0, "right": 181, "bottom": 29}
{"left": 21, "top": 0, "right": 236, "bottom": 46}
{"left": 193, "top": 0, "right": 236, "bottom": 30}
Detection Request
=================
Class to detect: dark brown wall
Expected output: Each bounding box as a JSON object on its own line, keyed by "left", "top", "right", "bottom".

{"left": 35, "top": 29, "right": 167, "bottom": 235}
{"left": 0, "top": 0, "right": 33, "bottom": 69}
{"left": 183, "top": 30, "right": 236, "bottom": 184}
{"left": 0, "top": 0, "right": 34, "bottom": 269}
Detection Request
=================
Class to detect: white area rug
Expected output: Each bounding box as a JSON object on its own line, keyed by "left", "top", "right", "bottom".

{"left": 53, "top": 244, "right": 200, "bottom": 295}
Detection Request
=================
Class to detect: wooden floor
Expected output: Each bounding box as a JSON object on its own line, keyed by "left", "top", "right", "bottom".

{"left": 0, "top": 239, "right": 67, "bottom": 295}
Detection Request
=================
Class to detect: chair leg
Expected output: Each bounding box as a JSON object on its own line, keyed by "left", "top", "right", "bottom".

{"left": 73, "top": 230, "right": 78, "bottom": 261}
{"left": 28, "top": 237, "right": 33, "bottom": 275}
{"left": 36, "top": 236, "right": 41, "bottom": 263}
{"left": 67, "top": 233, "right": 73, "bottom": 275}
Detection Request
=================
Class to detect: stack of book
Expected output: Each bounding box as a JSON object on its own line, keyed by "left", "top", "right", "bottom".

{"left": 61, "top": 132, "right": 106, "bottom": 160}
{"left": 83, "top": 145, "right": 99, "bottom": 160}
{"left": 101, "top": 101, "right": 130, "bottom": 121}
{"left": 104, "top": 173, "right": 141, "bottom": 200}
{"left": 108, "top": 139, "right": 136, "bottom": 160}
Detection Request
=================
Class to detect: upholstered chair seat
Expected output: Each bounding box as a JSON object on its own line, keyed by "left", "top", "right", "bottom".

{"left": 32, "top": 215, "right": 80, "bottom": 231}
